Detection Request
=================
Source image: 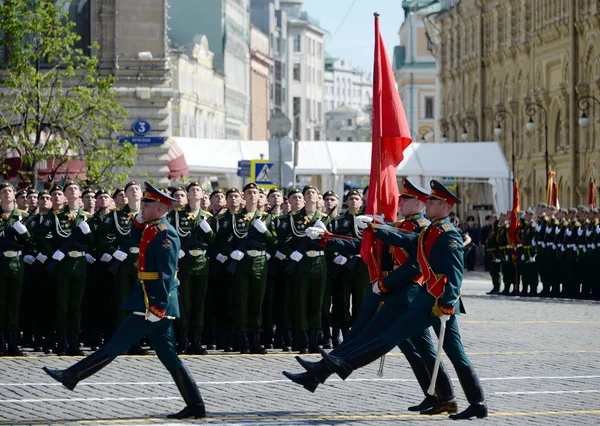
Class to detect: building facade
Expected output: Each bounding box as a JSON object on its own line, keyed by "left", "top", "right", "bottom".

{"left": 323, "top": 57, "right": 372, "bottom": 114}
{"left": 170, "top": 37, "right": 226, "bottom": 139}
{"left": 250, "top": 26, "right": 273, "bottom": 140}
{"left": 169, "top": 0, "right": 251, "bottom": 140}
{"left": 324, "top": 106, "right": 370, "bottom": 142}
{"left": 430, "top": 0, "right": 600, "bottom": 211}
{"left": 395, "top": 1, "right": 438, "bottom": 142}
{"left": 282, "top": 0, "right": 326, "bottom": 141}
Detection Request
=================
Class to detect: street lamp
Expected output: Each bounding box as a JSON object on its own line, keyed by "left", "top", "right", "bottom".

{"left": 460, "top": 117, "right": 478, "bottom": 141}
{"left": 419, "top": 126, "right": 433, "bottom": 142}
{"left": 440, "top": 121, "right": 455, "bottom": 143}
{"left": 525, "top": 102, "right": 549, "bottom": 185}
{"left": 494, "top": 110, "right": 516, "bottom": 174}
{"left": 578, "top": 95, "right": 600, "bottom": 129}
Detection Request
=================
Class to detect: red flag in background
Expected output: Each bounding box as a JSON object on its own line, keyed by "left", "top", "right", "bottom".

{"left": 588, "top": 178, "right": 596, "bottom": 208}
{"left": 509, "top": 180, "right": 520, "bottom": 247}
{"left": 360, "top": 13, "right": 412, "bottom": 283}
{"left": 546, "top": 170, "right": 560, "bottom": 209}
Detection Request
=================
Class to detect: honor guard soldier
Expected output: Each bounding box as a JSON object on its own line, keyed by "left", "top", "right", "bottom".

{"left": 306, "top": 180, "right": 487, "bottom": 420}
{"left": 167, "top": 182, "right": 215, "bottom": 355}
{"left": 43, "top": 182, "right": 207, "bottom": 419}
{"left": 15, "top": 189, "right": 28, "bottom": 211}
{"left": 582, "top": 208, "right": 597, "bottom": 299}
{"left": 215, "top": 183, "right": 276, "bottom": 354}
{"left": 517, "top": 210, "right": 538, "bottom": 296}
{"left": 321, "top": 190, "right": 341, "bottom": 349}
{"left": 496, "top": 213, "right": 515, "bottom": 295}
{"left": 485, "top": 218, "right": 502, "bottom": 294}
{"left": 26, "top": 188, "right": 39, "bottom": 215}
{"left": 0, "top": 182, "right": 31, "bottom": 356}
{"left": 277, "top": 185, "right": 332, "bottom": 354}
{"left": 35, "top": 181, "right": 93, "bottom": 355}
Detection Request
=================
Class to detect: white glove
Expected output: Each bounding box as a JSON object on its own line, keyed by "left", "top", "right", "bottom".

{"left": 216, "top": 253, "right": 228, "bottom": 263}
{"left": 578, "top": 227, "right": 584, "bottom": 236}
{"left": 306, "top": 226, "right": 325, "bottom": 240}
{"left": 100, "top": 253, "right": 112, "bottom": 262}
{"left": 52, "top": 250, "right": 65, "bottom": 261}
{"left": 494, "top": 258, "right": 501, "bottom": 263}
{"left": 554, "top": 227, "right": 560, "bottom": 235}
{"left": 532, "top": 239, "right": 537, "bottom": 246}
{"left": 178, "top": 249, "right": 185, "bottom": 259}
{"left": 23, "top": 255, "right": 35, "bottom": 265}
{"left": 372, "top": 281, "right": 382, "bottom": 295}
{"left": 230, "top": 250, "right": 245, "bottom": 261}
{"left": 373, "top": 214, "right": 384, "bottom": 223}
{"left": 535, "top": 224, "right": 541, "bottom": 232}
{"left": 36, "top": 253, "right": 48, "bottom": 264}
{"left": 275, "top": 251, "right": 286, "bottom": 260}
{"left": 333, "top": 255, "right": 348, "bottom": 265}
{"left": 145, "top": 312, "right": 161, "bottom": 322}
{"left": 596, "top": 225, "right": 600, "bottom": 234}
{"left": 440, "top": 314, "right": 451, "bottom": 323}
{"left": 566, "top": 229, "right": 572, "bottom": 237}
{"left": 505, "top": 255, "right": 509, "bottom": 261}
{"left": 546, "top": 227, "right": 552, "bottom": 234}
{"left": 85, "top": 254, "right": 96, "bottom": 264}
{"left": 541, "top": 242, "right": 546, "bottom": 248}
{"left": 199, "top": 220, "right": 212, "bottom": 234}
{"left": 529, "top": 257, "right": 536, "bottom": 263}
{"left": 78, "top": 221, "right": 91, "bottom": 235}
{"left": 253, "top": 220, "right": 268, "bottom": 233}
{"left": 560, "top": 246, "right": 566, "bottom": 252}
{"left": 112, "top": 249, "right": 128, "bottom": 261}
{"left": 592, "top": 243, "right": 597, "bottom": 249}
{"left": 266, "top": 253, "right": 271, "bottom": 260}
{"left": 586, "top": 230, "right": 592, "bottom": 237}
{"left": 520, "top": 254, "right": 525, "bottom": 261}
{"left": 290, "top": 251, "right": 303, "bottom": 262}
{"left": 354, "top": 215, "right": 374, "bottom": 230}
{"left": 12, "top": 221, "right": 27, "bottom": 235}
{"left": 313, "top": 220, "right": 327, "bottom": 230}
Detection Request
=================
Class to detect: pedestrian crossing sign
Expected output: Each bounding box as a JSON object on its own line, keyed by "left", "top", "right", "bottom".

{"left": 251, "top": 160, "right": 276, "bottom": 189}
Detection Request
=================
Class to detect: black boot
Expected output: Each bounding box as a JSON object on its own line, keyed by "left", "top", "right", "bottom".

{"left": 67, "top": 333, "right": 84, "bottom": 356}
{"left": 419, "top": 363, "right": 457, "bottom": 415}
{"left": 308, "top": 329, "right": 320, "bottom": 354}
{"left": 295, "top": 354, "right": 331, "bottom": 384}
{"left": 238, "top": 331, "right": 250, "bottom": 354}
{"left": 167, "top": 366, "right": 206, "bottom": 419}
{"left": 282, "top": 328, "right": 292, "bottom": 352}
{"left": 250, "top": 331, "right": 267, "bottom": 355}
{"left": 177, "top": 329, "right": 189, "bottom": 355}
{"left": 331, "top": 328, "right": 341, "bottom": 348}
{"left": 223, "top": 329, "right": 235, "bottom": 352}
{"left": 322, "top": 345, "right": 387, "bottom": 380}
{"left": 188, "top": 332, "right": 207, "bottom": 355}
{"left": 282, "top": 370, "right": 320, "bottom": 393}
{"left": 127, "top": 341, "right": 148, "bottom": 356}
{"left": 56, "top": 332, "right": 68, "bottom": 356}
{"left": 295, "top": 330, "right": 308, "bottom": 354}
{"left": 43, "top": 350, "right": 112, "bottom": 390}
{"left": 449, "top": 365, "right": 488, "bottom": 420}
{"left": 6, "top": 331, "right": 24, "bottom": 356}
{"left": 0, "top": 331, "right": 5, "bottom": 356}
{"left": 321, "top": 327, "right": 332, "bottom": 349}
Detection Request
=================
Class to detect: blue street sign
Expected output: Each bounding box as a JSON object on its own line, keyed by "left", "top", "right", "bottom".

{"left": 118, "top": 136, "right": 165, "bottom": 147}
{"left": 252, "top": 160, "right": 274, "bottom": 185}
{"left": 132, "top": 120, "right": 151, "bottom": 136}
{"left": 237, "top": 160, "right": 251, "bottom": 177}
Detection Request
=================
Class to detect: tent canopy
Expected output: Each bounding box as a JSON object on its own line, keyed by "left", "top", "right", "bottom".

{"left": 173, "top": 138, "right": 510, "bottom": 179}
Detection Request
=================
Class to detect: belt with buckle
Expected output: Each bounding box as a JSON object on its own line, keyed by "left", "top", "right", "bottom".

{"left": 188, "top": 249, "right": 206, "bottom": 257}
{"left": 132, "top": 311, "right": 176, "bottom": 320}
{"left": 246, "top": 250, "right": 266, "bottom": 257}
{"left": 306, "top": 250, "right": 325, "bottom": 257}
{"left": 2, "top": 251, "right": 22, "bottom": 258}
{"left": 129, "top": 247, "right": 140, "bottom": 254}
{"left": 68, "top": 251, "right": 85, "bottom": 258}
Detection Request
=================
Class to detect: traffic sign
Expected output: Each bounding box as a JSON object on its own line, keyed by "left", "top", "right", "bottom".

{"left": 251, "top": 159, "right": 276, "bottom": 189}
{"left": 441, "top": 176, "right": 457, "bottom": 190}
{"left": 132, "top": 120, "right": 151, "bottom": 136}
{"left": 237, "top": 160, "right": 251, "bottom": 177}
{"left": 118, "top": 136, "right": 165, "bottom": 147}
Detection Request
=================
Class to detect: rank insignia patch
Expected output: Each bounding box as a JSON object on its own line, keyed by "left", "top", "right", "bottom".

{"left": 161, "top": 239, "right": 172, "bottom": 250}
{"left": 448, "top": 240, "right": 459, "bottom": 250}
{"left": 158, "top": 223, "right": 167, "bottom": 231}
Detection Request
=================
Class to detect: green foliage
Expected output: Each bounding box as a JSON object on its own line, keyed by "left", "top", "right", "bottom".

{"left": 0, "top": 0, "right": 135, "bottom": 187}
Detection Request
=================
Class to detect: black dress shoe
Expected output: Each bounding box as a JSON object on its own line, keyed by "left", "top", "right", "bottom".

{"left": 449, "top": 403, "right": 488, "bottom": 420}
{"left": 207, "top": 344, "right": 217, "bottom": 350}
{"left": 167, "top": 404, "right": 206, "bottom": 419}
{"left": 127, "top": 346, "right": 148, "bottom": 356}
{"left": 486, "top": 289, "right": 498, "bottom": 295}
{"left": 282, "top": 371, "right": 319, "bottom": 393}
{"left": 43, "top": 367, "right": 78, "bottom": 390}
{"left": 282, "top": 346, "right": 291, "bottom": 352}
{"left": 420, "top": 399, "right": 458, "bottom": 415}
{"left": 408, "top": 395, "right": 438, "bottom": 412}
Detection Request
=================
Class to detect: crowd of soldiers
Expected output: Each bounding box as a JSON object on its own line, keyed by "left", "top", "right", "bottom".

{"left": 0, "top": 179, "right": 371, "bottom": 357}
{"left": 484, "top": 203, "right": 600, "bottom": 300}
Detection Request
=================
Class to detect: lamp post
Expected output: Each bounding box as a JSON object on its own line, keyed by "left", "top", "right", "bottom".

{"left": 525, "top": 102, "right": 549, "bottom": 187}
{"left": 460, "top": 117, "right": 478, "bottom": 141}
{"left": 440, "top": 121, "right": 456, "bottom": 142}
{"left": 577, "top": 95, "right": 600, "bottom": 129}
{"left": 493, "top": 110, "right": 516, "bottom": 175}
{"left": 419, "top": 126, "right": 433, "bottom": 142}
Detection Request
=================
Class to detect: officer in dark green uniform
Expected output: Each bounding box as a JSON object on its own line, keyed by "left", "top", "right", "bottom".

{"left": 496, "top": 213, "right": 515, "bottom": 295}
{"left": 215, "top": 183, "right": 276, "bottom": 354}
{"left": 277, "top": 186, "right": 332, "bottom": 353}
{"left": 485, "top": 218, "right": 502, "bottom": 294}
{"left": 301, "top": 180, "right": 488, "bottom": 420}
{"left": 540, "top": 205, "right": 559, "bottom": 296}
{"left": 167, "top": 182, "right": 214, "bottom": 354}
{"left": 43, "top": 182, "right": 206, "bottom": 419}
{"left": 517, "top": 210, "right": 538, "bottom": 296}
{"left": 321, "top": 190, "right": 340, "bottom": 349}
{"left": 0, "top": 182, "right": 31, "bottom": 356}
{"left": 36, "top": 181, "right": 93, "bottom": 355}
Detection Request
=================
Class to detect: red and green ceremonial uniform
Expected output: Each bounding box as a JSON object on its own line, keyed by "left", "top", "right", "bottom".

{"left": 0, "top": 208, "right": 30, "bottom": 355}
{"left": 167, "top": 205, "right": 214, "bottom": 353}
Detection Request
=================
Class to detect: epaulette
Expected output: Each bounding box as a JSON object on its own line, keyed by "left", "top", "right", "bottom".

{"left": 575, "top": 221, "right": 581, "bottom": 227}
{"left": 291, "top": 210, "right": 299, "bottom": 216}
{"left": 544, "top": 216, "right": 550, "bottom": 222}
{"left": 216, "top": 213, "right": 226, "bottom": 220}
{"left": 205, "top": 211, "right": 213, "bottom": 217}
{"left": 321, "top": 213, "right": 328, "bottom": 217}
{"left": 441, "top": 223, "right": 453, "bottom": 232}
{"left": 417, "top": 219, "right": 427, "bottom": 227}
{"left": 157, "top": 223, "right": 168, "bottom": 231}
{"left": 115, "top": 207, "right": 122, "bottom": 211}
{"left": 553, "top": 218, "right": 559, "bottom": 225}
{"left": 562, "top": 220, "right": 569, "bottom": 226}
{"left": 19, "top": 209, "right": 28, "bottom": 215}
{"left": 261, "top": 211, "right": 269, "bottom": 217}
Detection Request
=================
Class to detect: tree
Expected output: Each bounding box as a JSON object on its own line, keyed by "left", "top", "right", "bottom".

{"left": 0, "top": 0, "right": 136, "bottom": 188}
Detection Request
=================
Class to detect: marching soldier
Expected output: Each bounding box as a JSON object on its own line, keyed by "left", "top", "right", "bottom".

{"left": 277, "top": 186, "right": 332, "bottom": 354}
{"left": 36, "top": 181, "right": 93, "bottom": 355}
{"left": 0, "top": 182, "right": 31, "bottom": 356}
{"left": 168, "top": 182, "right": 215, "bottom": 355}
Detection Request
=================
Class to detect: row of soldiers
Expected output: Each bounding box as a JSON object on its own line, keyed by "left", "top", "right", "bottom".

{"left": 485, "top": 203, "right": 600, "bottom": 299}
{"left": 0, "top": 179, "right": 371, "bottom": 356}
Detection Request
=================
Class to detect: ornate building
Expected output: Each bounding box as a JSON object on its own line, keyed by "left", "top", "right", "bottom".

{"left": 427, "top": 0, "right": 600, "bottom": 211}
{"left": 250, "top": 26, "right": 273, "bottom": 140}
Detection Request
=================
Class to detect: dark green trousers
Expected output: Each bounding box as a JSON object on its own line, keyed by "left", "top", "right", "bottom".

{"left": 53, "top": 257, "right": 87, "bottom": 334}
{"left": 233, "top": 254, "right": 268, "bottom": 331}
{"left": 177, "top": 255, "right": 209, "bottom": 332}
{"left": 0, "top": 256, "right": 25, "bottom": 330}
{"left": 334, "top": 262, "right": 370, "bottom": 328}
{"left": 112, "top": 255, "right": 138, "bottom": 329}
{"left": 291, "top": 256, "right": 327, "bottom": 331}
{"left": 489, "top": 260, "right": 502, "bottom": 291}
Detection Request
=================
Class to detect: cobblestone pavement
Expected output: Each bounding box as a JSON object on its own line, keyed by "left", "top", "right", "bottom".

{"left": 1, "top": 272, "right": 599, "bottom": 425}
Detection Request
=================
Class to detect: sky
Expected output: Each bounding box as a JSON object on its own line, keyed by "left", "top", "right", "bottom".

{"left": 302, "top": 0, "right": 406, "bottom": 73}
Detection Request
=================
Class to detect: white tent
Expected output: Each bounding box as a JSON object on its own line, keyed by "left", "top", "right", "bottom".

{"left": 172, "top": 138, "right": 511, "bottom": 212}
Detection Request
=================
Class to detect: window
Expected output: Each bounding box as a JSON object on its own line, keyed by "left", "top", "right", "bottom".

{"left": 336, "top": 137, "right": 341, "bottom": 141}
{"left": 293, "top": 97, "right": 301, "bottom": 117}
{"left": 347, "top": 119, "right": 353, "bottom": 126}
{"left": 306, "top": 99, "right": 312, "bottom": 119}
{"left": 425, "top": 97, "right": 434, "bottom": 119}
{"left": 293, "top": 34, "right": 301, "bottom": 52}
{"left": 348, "top": 137, "right": 353, "bottom": 141}
{"left": 293, "top": 63, "right": 301, "bottom": 81}
{"left": 64, "top": 1, "right": 91, "bottom": 54}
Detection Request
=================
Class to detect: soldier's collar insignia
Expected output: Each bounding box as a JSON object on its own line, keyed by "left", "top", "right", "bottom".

{"left": 158, "top": 223, "right": 168, "bottom": 231}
